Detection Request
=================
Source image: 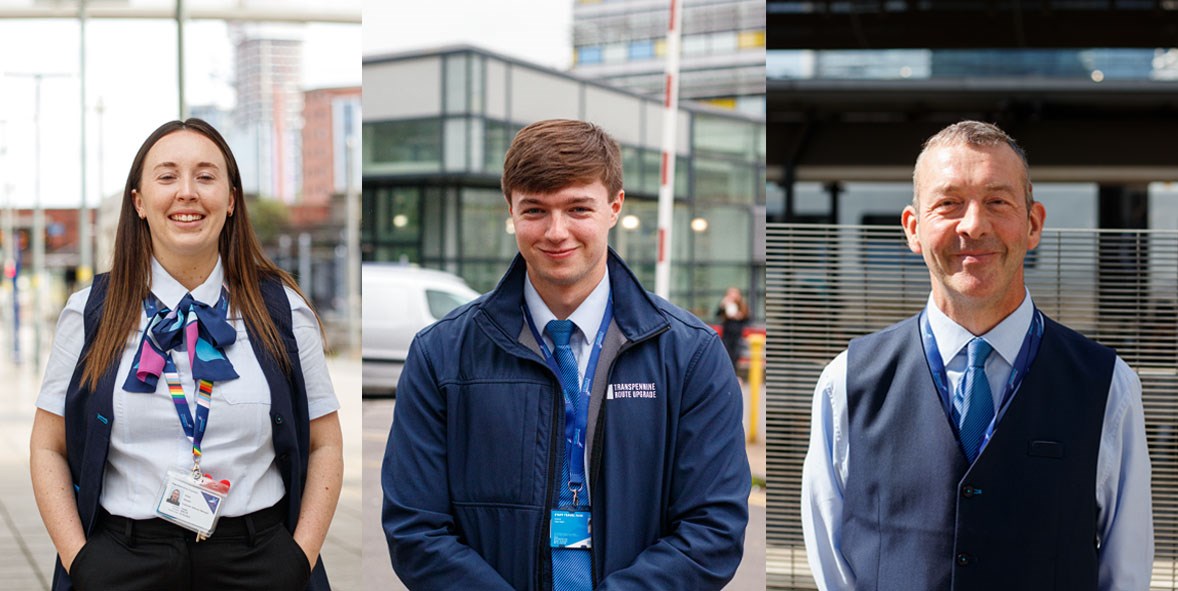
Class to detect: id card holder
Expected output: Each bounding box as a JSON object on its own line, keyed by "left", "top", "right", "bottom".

{"left": 549, "top": 510, "right": 591, "bottom": 549}
{"left": 155, "top": 469, "right": 230, "bottom": 539}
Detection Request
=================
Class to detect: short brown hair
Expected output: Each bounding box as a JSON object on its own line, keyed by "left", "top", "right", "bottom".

{"left": 913, "top": 120, "right": 1033, "bottom": 207}
{"left": 501, "top": 119, "right": 623, "bottom": 203}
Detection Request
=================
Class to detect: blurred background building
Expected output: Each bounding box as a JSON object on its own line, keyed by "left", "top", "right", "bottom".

{"left": 762, "top": 2, "right": 1178, "bottom": 589}
{"left": 363, "top": 45, "right": 765, "bottom": 321}
{"left": 232, "top": 22, "right": 304, "bottom": 203}
{"left": 571, "top": 0, "right": 766, "bottom": 115}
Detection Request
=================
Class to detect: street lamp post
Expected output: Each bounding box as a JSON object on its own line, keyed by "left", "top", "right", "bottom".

{"left": 79, "top": 0, "right": 93, "bottom": 285}
{"left": 7, "top": 72, "right": 70, "bottom": 369}
{"left": 345, "top": 135, "right": 360, "bottom": 356}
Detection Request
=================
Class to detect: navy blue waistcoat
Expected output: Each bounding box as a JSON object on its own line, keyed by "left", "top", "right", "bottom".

{"left": 843, "top": 314, "right": 1113, "bottom": 591}
{"left": 53, "top": 273, "right": 329, "bottom": 591}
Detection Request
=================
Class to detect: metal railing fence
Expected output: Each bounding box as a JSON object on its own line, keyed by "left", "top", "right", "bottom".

{"left": 766, "top": 224, "right": 1178, "bottom": 590}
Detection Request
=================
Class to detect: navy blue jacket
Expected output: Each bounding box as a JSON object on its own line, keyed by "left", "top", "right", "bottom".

{"left": 843, "top": 314, "right": 1113, "bottom": 591}
{"left": 55, "top": 273, "right": 329, "bottom": 591}
{"left": 383, "top": 251, "right": 750, "bottom": 590}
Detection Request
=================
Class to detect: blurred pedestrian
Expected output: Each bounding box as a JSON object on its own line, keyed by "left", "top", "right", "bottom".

{"left": 30, "top": 118, "right": 342, "bottom": 591}
{"left": 383, "top": 119, "right": 750, "bottom": 590}
{"left": 801, "top": 120, "right": 1153, "bottom": 590}
{"left": 716, "top": 286, "right": 749, "bottom": 373}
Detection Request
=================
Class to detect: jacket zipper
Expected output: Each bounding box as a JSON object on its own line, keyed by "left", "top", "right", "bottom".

{"left": 586, "top": 325, "right": 669, "bottom": 587}
{"left": 537, "top": 362, "right": 563, "bottom": 591}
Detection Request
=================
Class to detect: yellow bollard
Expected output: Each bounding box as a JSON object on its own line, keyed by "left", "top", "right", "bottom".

{"left": 746, "top": 332, "right": 764, "bottom": 443}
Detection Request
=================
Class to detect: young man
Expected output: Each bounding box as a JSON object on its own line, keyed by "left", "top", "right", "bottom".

{"left": 801, "top": 121, "right": 1154, "bottom": 590}
{"left": 383, "top": 119, "right": 750, "bottom": 590}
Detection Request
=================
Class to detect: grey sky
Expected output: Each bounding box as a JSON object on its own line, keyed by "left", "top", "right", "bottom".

{"left": 362, "top": 0, "right": 573, "bottom": 70}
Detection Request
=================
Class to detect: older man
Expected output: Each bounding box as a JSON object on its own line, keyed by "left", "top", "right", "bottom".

{"left": 802, "top": 120, "right": 1153, "bottom": 590}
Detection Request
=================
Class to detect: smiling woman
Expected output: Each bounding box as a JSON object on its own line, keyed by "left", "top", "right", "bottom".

{"left": 131, "top": 129, "right": 236, "bottom": 289}
{"left": 29, "top": 118, "right": 344, "bottom": 591}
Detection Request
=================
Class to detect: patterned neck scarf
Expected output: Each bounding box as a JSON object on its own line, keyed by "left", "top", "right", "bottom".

{"left": 123, "top": 289, "right": 239, "bottom": 393}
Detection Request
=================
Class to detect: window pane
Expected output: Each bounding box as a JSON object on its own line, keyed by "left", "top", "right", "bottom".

{"left": 445, "top": 53, "right": 468, "bottom": 113}
{"left": 460, "top": 187, "right": 517, "bottom": 263}
{"left": 426, "top": 288, "right": 475, "bottom": 320}
{"left": 363, "top": 120, "right": 442, "bottom": 174}
{"left": 578, "top": 45, "right": 603, "bottom": 65}
{"left": 444, "top": 117, "right": 467, "bottom": 171}
{"left": 694, "top": 115, "right": 754, "bottom": 159}
{"left": 629, "top": 39, "right": 654, "bottom": 60}
{"left": 694, "top": 157, "right": 755, "bottom": 204}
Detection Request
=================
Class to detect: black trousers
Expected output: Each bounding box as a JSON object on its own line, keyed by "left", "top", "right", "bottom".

{"left": 69, "top": 504, "right": 311, "bottom": 591}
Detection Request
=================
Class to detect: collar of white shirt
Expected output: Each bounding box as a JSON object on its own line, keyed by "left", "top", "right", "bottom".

{"left": 523, "top": 268, "right": 611, "bottom": 351}
{"left": 150, "top": 256, "right": 225, "bottom": 311}
{"left": 925, "top": 288, "right": 1034, "bottom": 368}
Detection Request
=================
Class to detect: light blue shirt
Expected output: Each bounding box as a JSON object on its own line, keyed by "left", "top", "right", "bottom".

{"left": 927, "top": 290, "right": 1035, "bottom": 455}
{"left": 524, "top": 269, "right": 611, "bottom": 383}
{"left": 801, "top": 291, "right": 1154, "bottom": 591}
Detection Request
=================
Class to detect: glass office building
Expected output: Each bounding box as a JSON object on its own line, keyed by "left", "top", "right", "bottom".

{"left": 363, "top": 46, "right": 765, "bottom": 320}
{"left": 571, "top": 0, "right": 766, "bottom": 115}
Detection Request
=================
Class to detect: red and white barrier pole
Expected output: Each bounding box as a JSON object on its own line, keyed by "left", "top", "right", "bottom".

{"left": 654, "top": 0, "right": 683, "bottom": 299}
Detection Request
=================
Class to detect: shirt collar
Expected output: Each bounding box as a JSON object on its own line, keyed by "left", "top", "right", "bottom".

{"left": 150, "top": 256, "right": 225, "bottom": 310}
{"left": 524, "top": 268, "right": 611, "bottom": 345}
{"left": 925, "top": 288, "right": 1033, "bottom": 367}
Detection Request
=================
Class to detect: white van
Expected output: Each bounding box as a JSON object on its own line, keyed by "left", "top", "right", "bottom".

{"left": 362, "top": 264, "right": 481, "bottom": 395}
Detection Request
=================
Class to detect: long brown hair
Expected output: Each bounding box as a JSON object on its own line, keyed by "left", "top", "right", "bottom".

{"left": 80, "top": 118, "right": 319, "bottom": 390}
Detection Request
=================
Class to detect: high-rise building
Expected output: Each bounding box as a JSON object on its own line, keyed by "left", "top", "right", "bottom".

{"left": 571, "top": 0, "right": 765, "bottom": 115}
{"left": 301, "top": 86, "right": 361, "bottom": 205}
{"left": 231, "top": 22, "right": 305, "bottom": 202}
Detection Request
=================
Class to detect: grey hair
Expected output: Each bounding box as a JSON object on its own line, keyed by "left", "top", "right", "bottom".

{"left": 912, "top": 120, "right": 1033, "bottom": 208}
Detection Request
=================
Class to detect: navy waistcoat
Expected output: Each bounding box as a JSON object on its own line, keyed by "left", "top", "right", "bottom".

{"left": 53, "top": 273, "right": 329, "bottom": 591}
{"left": 843, "top": 314, "right": 1113, "bottom": 591}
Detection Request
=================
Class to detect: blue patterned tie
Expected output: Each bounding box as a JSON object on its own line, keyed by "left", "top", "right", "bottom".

{"left": 955, "top": 338, "right": 994, "bottom": 463}
{"left": 545, "top": 319, "right": 592, "bottom": 591}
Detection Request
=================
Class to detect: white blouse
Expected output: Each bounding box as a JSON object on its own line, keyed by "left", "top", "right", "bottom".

{"left": 37, "top": 258, "right": 340, "bottom": 519}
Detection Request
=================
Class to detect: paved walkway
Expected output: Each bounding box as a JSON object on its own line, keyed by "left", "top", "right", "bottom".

{"left": 0, "top": 341, "right": 363, "bottom": 590}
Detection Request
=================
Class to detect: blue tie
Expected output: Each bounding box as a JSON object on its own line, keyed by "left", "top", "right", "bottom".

{"left": 545, "top": 320, "right": 592, "bottom": 591}
{"left": 955, "top": 338, "right": 994, "bottom": 463}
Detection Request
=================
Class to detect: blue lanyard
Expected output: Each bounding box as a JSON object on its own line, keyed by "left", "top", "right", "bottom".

{"left": 920, "top": 307, "right": 1044, "bottom": 453}
{"left": 145, "top": 296, "right": 214, "bottom": 473}
{"left": 523, "top": 297, "right": 613, "bottom": 509}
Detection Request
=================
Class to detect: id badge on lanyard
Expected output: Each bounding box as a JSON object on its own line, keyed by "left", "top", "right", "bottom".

{"left": 144, "top": 297, "right": 232, "bottom": 540}
{"left": 523, "top": 297, "right": 613, "bottom": 550}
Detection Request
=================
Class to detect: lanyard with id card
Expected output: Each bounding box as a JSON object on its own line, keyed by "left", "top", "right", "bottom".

{"left": 523, "top": 297, "right": 613, "bottom": 550}
{"left": 143, "top": 296, "right": 232, "bottom": 541}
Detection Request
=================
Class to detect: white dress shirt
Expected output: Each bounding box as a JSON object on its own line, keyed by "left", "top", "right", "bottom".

{"left": 523, "top": 268, "right": 611, "bottom": 382}
{"left": 801, "top": 291, "right": 1154, "bottom": 591}
{"left": 37, "top": 257, "right": 339, "bottom": 519}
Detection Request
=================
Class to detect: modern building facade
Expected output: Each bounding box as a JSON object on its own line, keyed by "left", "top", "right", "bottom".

{"left": 363, "top": 46, "right": 765, "bottom": 320}
{"left": 302, "top": 86, "right": 362, "bottom": 206}
{"left": 232, "top": 22, "right": 305, "bottom": 203}
{"left": 571, "top": 0, "right": 766, "bottom": 115}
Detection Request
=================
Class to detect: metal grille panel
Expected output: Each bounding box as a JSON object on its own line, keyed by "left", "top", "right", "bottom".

{"left": 766, "top": 223, "right": 1178, "bottom": 590}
